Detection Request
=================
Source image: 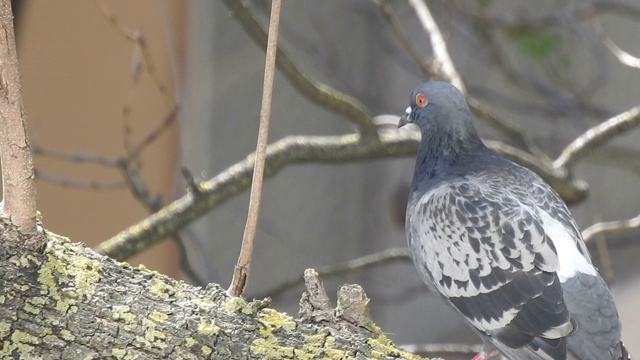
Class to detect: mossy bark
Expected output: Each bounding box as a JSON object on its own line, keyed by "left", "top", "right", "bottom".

{"left": 0, "top": 221, "right": 424, "bottom": 360}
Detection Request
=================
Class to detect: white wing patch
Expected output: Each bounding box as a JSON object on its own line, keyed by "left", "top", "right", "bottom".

{"left": 538, "top": 211, "right": 596, "bottom": 282}
{"left": 468, "top": 308, "right": 519, "bottom": 331}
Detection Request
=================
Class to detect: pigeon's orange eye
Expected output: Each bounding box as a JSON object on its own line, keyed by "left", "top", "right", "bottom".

{"left": 416, "top": 93, "right": 428, "bottom": 108}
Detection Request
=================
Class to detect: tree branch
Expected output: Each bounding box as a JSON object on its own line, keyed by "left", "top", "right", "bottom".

{"left": 449, "top": 1, "right": 640, "bottom": 29}
{"left": 0, "top": 0, "right": 37, "bottom": 234}
{"left": 0, "top": 228, "right": 424, "bottom": 360}
{"left": 263, "top": 248, "right": 411, "bottom": 299}
{"left": 405, "top": 0, "right": 543, "bottom": 156}
{"left": 408, "top": 0, "right": 465, "bottom": 92}
{"left": 95, "top": 129, "right": 587, "bottom": 261}
{"left": 222, "top": 0, "right": 377, "bottom": 137}
{"left": 34, "top": 170, "right": 127, "bottom": 190}
{"left": 93, "top": 0, "right": 175, "bottom": 108}
{"left": 400, "top": 343, "right": 482, "bottom": 358}
{"left": 591, "top": 15, "right": 640, "bottom": 70}
{"left": 583, "top": 213, "right": 640, "bottom": 244}
{"left": 553, "top": 104, "right": 640, "bottom": 169}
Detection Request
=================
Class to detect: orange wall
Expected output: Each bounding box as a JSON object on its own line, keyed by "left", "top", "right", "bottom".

{"left": 18, "top": 1, "right": 184, "bottom": 277}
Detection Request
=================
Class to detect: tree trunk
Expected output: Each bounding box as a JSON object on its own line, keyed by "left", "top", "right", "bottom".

{"left": 0, "top": 221, "right": 422, "bottom": 360}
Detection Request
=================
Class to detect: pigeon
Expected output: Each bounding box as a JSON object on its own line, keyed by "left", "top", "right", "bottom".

{"left": 399, "top": 81, "right": 629, "bottom": 360}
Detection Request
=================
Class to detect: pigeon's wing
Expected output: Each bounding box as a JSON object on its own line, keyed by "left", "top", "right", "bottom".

{"left": 528, "top": 180, "right": 628, "bottom": 360}
{"left": 406, "top": 179, "right": 575, "bottom": 352}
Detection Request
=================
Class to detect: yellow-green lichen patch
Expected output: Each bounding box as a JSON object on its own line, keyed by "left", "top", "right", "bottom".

{"left": 144, "top": 329, "right": 168, "bottom": 350}
{"left": 12, "top": 330, "right": 39, "bottom": 345}
{"left": 296, "top": 334, "right": 326, "bottom": 360}
{"left": 250, "top": 309, "right": 304, "bottom": 359}
{"left": 27, "top": 296, "right": 47, "bottom": 306}
{"left": 149, "top": 310, "right": 168, "bottom": 323}
{"left": 60, "top": 329, "right": 76, "bottom": 342}
{"left": 0, "top": 330, "right": 39, "bottom": 358}
{"left": 0, "top": 295, "right": 5, "bottom": 304}
{"left": 185, "top": 337, "right": 197, "bottom": 347}
{"left": 146, "top": 329, "right": 166, "bottom": 341}
{"left": 111, "top": 305, "right": 137, "bottom": 323}
{"left": 201, "top": 345, "right": 212, "bottom": 355}
{"left": 192, "top": 297, "right": 215, "bottom": 309}
{"left": 111, "top": 348, "right": 127, "bottom": 359}
{"left": 137, "top": 316, "right": 170, "bottom": 350}
{"left": 197, "top": 319, "right": 220, "bottom": 336}
{"left": 54, "top": 300, "right": 71, "bottom": 314}
{"left": 46, "top": 318, "right": 60, "bottom": 327}
{"left": 9, "top": 254, "right": 41, "bottom": 268}
{"left": 134, "top": 335, "right": 152, "bottom": 348}
{"left": 149, "top": 278, "right": 176, "bottom": 300}
{"left": 173, "top": 349, "right": 198, "bottom": 360}
{"left": 300, "top": 333, "right": 356, "bottom": 360}
{"left": 37, "top": 240, "right": 103, "bottom": 314}
{"left": 367, "top": 334, "right": 422, "bottom": 360}
{"left": 250, "top": 337, "right": 295, "bottom": 359}
{"left": 325, "top": 347, "right": 356, "bottom": 360}
{"left": 22, "top": 303, "right": 40, "bottom": 315}
{"left": 9, "top": 256, "right": 31, "bottom": 268}
{"left": 0, "top": 321, "right": 11, "bottom": 338}
{"left": 259, "top": 308, "right": 296, "bottom": 333}
{"left": 223, "top": 296, "right": 253, "bottom": 315}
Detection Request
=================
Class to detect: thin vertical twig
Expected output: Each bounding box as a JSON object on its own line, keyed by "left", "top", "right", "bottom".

{"left": 228, "top": 0, "right": 283, "bottom": 297}
{"left": 0, "top": 0, "right": 37, "bottom": 234}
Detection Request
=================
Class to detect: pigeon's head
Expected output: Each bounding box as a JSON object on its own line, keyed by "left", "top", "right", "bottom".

{"left": 398, "top": 81, "right": 474, "bottom": 137}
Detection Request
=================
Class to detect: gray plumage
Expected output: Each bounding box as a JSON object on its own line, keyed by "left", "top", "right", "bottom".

{"left": 400, "top": 81, "right": 628, "bottom": 360}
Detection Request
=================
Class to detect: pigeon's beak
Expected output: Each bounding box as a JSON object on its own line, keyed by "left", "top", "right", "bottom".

{"left": 398, "top": 107, "right": 413, "bottom": 128}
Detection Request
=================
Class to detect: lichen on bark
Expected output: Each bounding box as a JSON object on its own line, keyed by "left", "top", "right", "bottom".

{"left": 0, "top": 221, "right": 424, "bottom": 359}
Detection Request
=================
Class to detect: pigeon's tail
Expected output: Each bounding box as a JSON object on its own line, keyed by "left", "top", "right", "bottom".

{"left": 620, "top": 341, "right": 630, "bottom": 360}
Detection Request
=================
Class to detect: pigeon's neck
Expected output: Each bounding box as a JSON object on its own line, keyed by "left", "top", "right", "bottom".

{"left": 411, "top": 119, "right": 486, "bottom": 190}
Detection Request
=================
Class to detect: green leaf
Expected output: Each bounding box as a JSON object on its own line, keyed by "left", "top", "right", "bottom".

{"left": 505, "top": 26, "right": 561, "bottom": 60}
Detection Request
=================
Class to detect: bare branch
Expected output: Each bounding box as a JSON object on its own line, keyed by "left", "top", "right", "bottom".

{"left": 94, "top": 132, "right": 416, "bottom": 260}
{"left": 129, "top": 108, "right": 178, "bottom": 160}
{"left": 228, "top": 0, "right": 282, "bottom": 297}
{"left": 467, "top": 96, "right": 547, "bottom": 158}
{"left": 93, "top": 0, "right": 175, "bottom": 108}
{"left": 408, "top": 0, "right": 465, "bottom": 92}
{"left": 34, "top": 147, "right": 122, "bottom": 168}
{"left": 591, "top": 15, "right": 640, "bottom": 70}
{"left": 0, "top": 0, "right": 37, "bottom": 233}
{"left": 33, "top": 109, "right": 177, "bottom": 187}
{"left": 221, "top": 0, "right": 377, "bottom": 137}
{"left": 264, "top": 248, "right": 410, "bottom": 298}
{"left": 583, "top": 213, "right": 640, "bottom": 244}
{"left": 553, "top": 105, "right": 640, "bottom": 169}
{"left": 603, "top": 37, "right": 640, "bottom": 69}
{"left": 372, "top": 0, "right": 435, "bottom": 78}
{"left": 450, "top": 1, "right": 640, "bottom": 29}
{"left": 400, "top": 343, "right": 482, "bottom": 358}
{"left": 404, "top": 0, "right": 543, "bottom": 155}
{"left": 483, "top": 140, "right": 586, "bottom": 204}
{"left": 35, "top": 170, "right": 127, "bottom": 190}
{"left": 95, "top": 129, "right": 586, "bottom": 261}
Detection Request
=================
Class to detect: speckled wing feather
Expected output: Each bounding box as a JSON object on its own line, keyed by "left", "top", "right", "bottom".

{"left": 406, "top": 174, "right": 575, "bottom": 353}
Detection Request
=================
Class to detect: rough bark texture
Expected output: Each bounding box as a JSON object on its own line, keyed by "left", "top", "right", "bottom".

{"left": 0, "top": 221, "right": 423, "bottom": 359}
